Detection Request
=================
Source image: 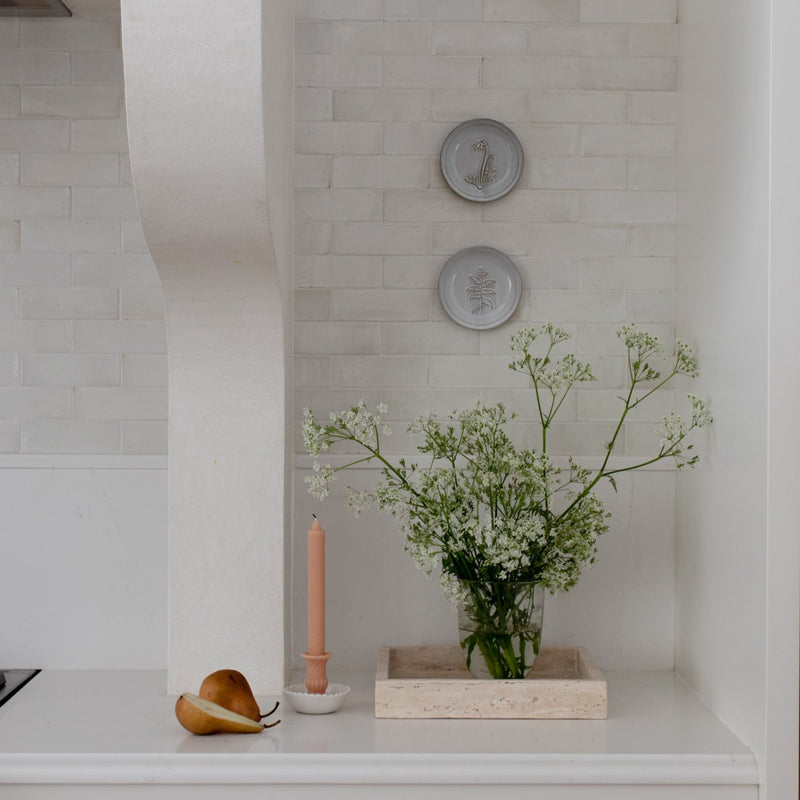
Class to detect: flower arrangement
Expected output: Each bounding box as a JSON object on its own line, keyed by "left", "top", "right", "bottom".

{"left": 303, "top": 324, "right": 712, "bottom": 678}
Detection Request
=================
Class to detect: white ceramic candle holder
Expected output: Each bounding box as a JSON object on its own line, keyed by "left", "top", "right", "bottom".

{"left": 282, "top": 682, "right": 351, "bottom": 714}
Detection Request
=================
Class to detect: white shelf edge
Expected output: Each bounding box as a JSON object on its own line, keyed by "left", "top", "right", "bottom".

{"left": 0, "top": 752, "right": 759, "bottom": 786}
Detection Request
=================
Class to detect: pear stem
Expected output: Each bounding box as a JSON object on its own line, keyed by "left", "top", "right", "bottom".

{"left": 260, "top": 700, "right": 280, "bottom": 719}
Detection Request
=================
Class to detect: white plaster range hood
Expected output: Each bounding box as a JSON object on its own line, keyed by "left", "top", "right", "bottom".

{"left": 120, "top": 0, "right": 294, "bottom": 694}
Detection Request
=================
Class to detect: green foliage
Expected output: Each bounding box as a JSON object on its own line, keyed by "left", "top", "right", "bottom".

{"left": 303, "top": 324, "right": 712, "bottom": 599}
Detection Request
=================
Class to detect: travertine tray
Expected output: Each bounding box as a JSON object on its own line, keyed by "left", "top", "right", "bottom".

{"left": 375, "top": 645, "right": 607, "bottom": 719}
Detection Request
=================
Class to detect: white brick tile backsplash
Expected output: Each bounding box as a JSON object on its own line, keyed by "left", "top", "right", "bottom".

{"left": 294, "top": 155, "right": 332, "bottom": 188}
{"left": 432, "top": 89, "right": 528, "bottom": 122}
{"left": 331, "top": 21, "right": 430, "bottom": 54}
{"left": 0, "top": 187, "right": 68, "bottom": 219}
{"left": 432, "top": 23, "right": 526, "bottom": 55}
{"left": 296, "top": 54, "right": 381, "bottom": 88}
{"left": 628, "top": 92, "right": 678, "bottom": 124}
{"left": 579, "top": 257, "right": 675, "bottom": 290}
{"left": 514, "top": 125, "right": 580, "bottom": 156}
{"left": 579, "top": 190, "right": 675, "bottom": 223}
{"left": 0, "top": 354, "right": 19, "bottom": 385}
{"left": 628, "top": 24, "right": 679, "bottom": 57}
{"left": 23, "top": 354, "right": 119, "bottom": 386}
{"left": 543, "top": 420, "right": 618, "bottom": 456}
{"left": 578, "top": 321, "right": 673, "bottom": 354}
{"left": 512, "top": 258, "right": 580, "bottom": 289}
{"left": 294, "top": 387, "right": 382, "bottom": 420}
{"left": 296, "top": 0, "right": 382, "bottom": 20}
{"left": 579, "top": 58, "right": 676, "bottom": 91}
{"left": 521, "top": 288, "right": 626, "bottom": 321}
{"left": 527, "top": 90, "right": 626, "bottom": 123}
{"left": 21, "top": 220, "right": 120, "bottom": 253}
{"left": 296, "top": 20, "right": 331, "bottom": 54}
{"left": 21, "top": 153, "right": 120, "bottom": 187}
{"left": 70, "top": 118, "right": 129, "bottom": 152}
{"left": 379, "top": 388, "right": 469, "bottom": 419}
{"left": 20, "top": 287, "right": 118, "bottom": 320}
{"left": 384, "top": 0, "right": 482, "bottom": 21}
{"left": 294, "top": 322, "right": 381, "bottom": 355}
{"left": 382, "top": 256, "right": 443, "bottom": 288}
{"left": 71, "top": 52, "right": 124, "bottom": 85}
{"left": 578, "top": 387, "right": 674, "bottom": 421}
{"left": 120, "top": 288, "right": 165, "bottom": 320}
{"left": 75, "top": 386, "right": 167, "bottom": 420}
{"left": 295, "top": 88, "right": 333, "bottom": 121}
{"left": 0, "top": 86, "right": 20, "bottom": 117}
{"left": 0, "top": 51, "right": 68, "bottom": 84}
{"left": 527, "top": 25, "right": 628, "bottom": 56}
{"left": 333, "top": 89, "right": 430, "bottom": 121}
{"left": 0, "top": 420, "right": 18, "bottom": 452}
{"left": 0, "top": 19, "right": 18, "bottom": 48}
{"left": 0, "top": 321, "right": 70, "bottom": 353}
{"left": 0, "top": 386, "right": 71, "bottom": 419}
{"left": 122, "top": 354, "right": 167, "bottom": 387}
{"left": 0, "top": 255, "right": 69, "bottom": 286}
{"left": 0, "top": 119, "right": 70, "bottom": 151}
{"left": 121, "top": 420, "right": 167, "bottom": 454}
{"left": 383, "top": 122, "right": 452, "bottom": 154}
{"left": 481, "top": 190, "right": 579, "bottom": 222}
{"left": 0, "top": 288, "right": 16, "bottom": 320}
{"left": 483, "top": 57, "right": 580, "bottom": 90}
{"left": 71, "top": 254, "right": 161, "bottom": 287}
{"left": 295, "top": 188, "right": 382, "bottom": 222}
{"left": 331, "top": 355, "right": 428, "bottom": 387}
{"left": 332, "top": 288, "right": 430, "bottom": 321}
{"left": 0, "top": 222, "right": 20, "bottom": 252}
{"left": 72, "top": 320, "right": 166, "bottom": 354}
{"left": 333, "top": 222, "right": 430, "bottom": 255}
{"left": 295, "top": 121, "right": 383, "bottom": 154}
{"left": 295, "top": 322, "right": 381, "bottom": 354}
{"left": 627, "top": 288, "right": 676, "bottom": 322}
{"left": 295, "top": 255, "right": 382, "bottom": 288}
{"left": 71, "top": 187, "right": 140, "bottom": 220}
{"left": 294, "top": 289, "right": 332, "bottom": 321}
{"left": 381, "top": 322, "right": 479, "bottom": 354}
{"left": 429, "top": 355, "right": 529, "bottom": 388}
{"left": 579, "top": 0, "right": 677, "bottom": 24}
{"left": 294, "top": 356, "right": 331, "bottom": 387}
{"left": 19, "top": 19, "right": 120, "bottom": 50}
{"left": 484, "top": 0, "right": 580, "bottom": 22}
{"left": 627, "top": 158, "right": 677, "bottom": 191}
{"left": 383, "top": 56, "right": 480, "bottom": 88}
{"left": 22, "top": 418, "right": 120, "bottom": 454}
{"left": 22, "top": 85, "right": 121, "bottom": 118}
{"left": 295, "top": 222, "right": 332, "bottom": 255}
{"left": 628, "top": 224, "right": 676, "bottom": 256}
{"left": 432, "top": 222, "right": 532, "bottom": 256}
{"left": 581, "top": 124, "right": 676, "bottom": 156}
{"left": 384, "top": 190, "right": 481, "bottom": 223}
{"left": 121, "top": 221, "right": 150, "bottom": 254}
{"left": 533, "top": 157, "right": 627, "bottom": 189}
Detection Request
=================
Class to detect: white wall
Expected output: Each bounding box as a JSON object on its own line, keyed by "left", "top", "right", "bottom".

{"left": 293, "top": 0, "right": 684, "bottom": 672}
{"left": 0, "top": 458, "right": 166, "bottom": 668}
{"left": 0, "top": 13, "right": 167, "bottom": 456}
{"left": 677, "top": 0, "right": 800, "bottom": 796}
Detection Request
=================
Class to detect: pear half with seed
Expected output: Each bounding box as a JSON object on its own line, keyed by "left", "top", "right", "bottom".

{"left": 175, "top": 693, "right": 265, "bottom": 735}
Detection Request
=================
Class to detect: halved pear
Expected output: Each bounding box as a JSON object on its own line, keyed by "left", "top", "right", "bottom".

{"left": 175, "top": 692, "right": 265, "bottom": 735}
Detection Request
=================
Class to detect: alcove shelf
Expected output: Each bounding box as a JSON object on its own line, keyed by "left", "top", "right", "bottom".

{"left": 0, "top": 668, "right": 757, "bottom": 799}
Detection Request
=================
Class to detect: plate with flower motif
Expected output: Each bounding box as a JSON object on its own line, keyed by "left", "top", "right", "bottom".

{"left": 440, "top": 118, "right": 524, "bottom": 202}
{"left": 438, "top": 246, "right": 522, "bottom": 330}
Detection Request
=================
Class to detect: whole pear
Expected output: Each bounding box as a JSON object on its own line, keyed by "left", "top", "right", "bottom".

{"left": 175, "top": 693, "right": 265, "bottom": 735}
{"left": 199, "top": 669, "right": 265, "bottom": 722}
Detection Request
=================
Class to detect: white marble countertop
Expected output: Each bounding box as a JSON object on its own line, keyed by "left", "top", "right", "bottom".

{"left": 0, "top": 668, "right": 757, "bottom": 787}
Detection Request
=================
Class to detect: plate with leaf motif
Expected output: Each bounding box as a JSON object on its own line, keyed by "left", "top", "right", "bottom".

{"left": 440, "top": 119, "right": 524, "bottom": 202}
{"left": 438, "top": 246, "right": 522, "bottom": 330}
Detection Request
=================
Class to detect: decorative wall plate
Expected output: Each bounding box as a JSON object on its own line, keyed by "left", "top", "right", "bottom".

{"left": 439, "top": 119, "right": 524, "bottom": 202}
{"left": 438, "top": 246, "right": 522, "bottom": 330}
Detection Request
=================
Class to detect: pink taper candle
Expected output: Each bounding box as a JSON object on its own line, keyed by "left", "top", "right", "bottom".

{"left": 302, "top": 516, "right": 330, "bottom": 694}
{"left": 307, "top": 516, "right": 326, "bottom": 655}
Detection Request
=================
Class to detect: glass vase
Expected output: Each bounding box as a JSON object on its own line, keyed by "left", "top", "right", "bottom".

{"left": 456, "top": 580, "right": 544, "bottom": 679}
